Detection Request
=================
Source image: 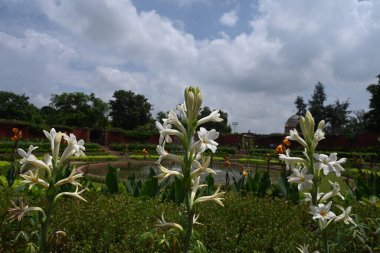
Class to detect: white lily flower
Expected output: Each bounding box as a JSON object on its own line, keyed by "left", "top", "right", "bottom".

{"left": 155, "top": 165, "right": 183, "bottom": 180}
{"left": 288, "top": 167, "right": 313, "bottom": 191}
{"left": 60, "top": 133, "right": 85, "bottom": 163}
{"left": 303, "top": 192, "right": 324, "bottom": 203}
{"left": 193, "top": 184, "right": 224, "bottom": 207}
{"left": 19, "top": 154, "right": 51, "bottom": 176}
{"left": 8, "top": 200, "right": 45, "bottom": 222}
{"left": 279, "top": 149, "right": 306, "bottom": 170}
{"left": 312, "top": 128, "right": 325, "bottom": 149}
{"left": 55, "top": 168, "right": 83, "bottom": 187}
{"left": 334, "top": 205, "right": 356, "bottom": 226}
{"left": 190, "top": 176, "right": 208, "bottom": 208}
{"left": 314, "top": 153, "right": 346, "bottom": 176}
{"left": 310, "top": 201, "right": 336, "bottom": 228}
{"left": 319, "top": 181, "right": 345, "bottom": 203}
{"left": 18, "top": 145, "right": 38, "bottom": 165}
{"left": 160, "top": 129, "right": 185, "bottom": 143}
{"left": 43, "top": 128, "right": 63, "bottom": 158}
{"left": 54, "top": 186, "right": 88, "bottom": 203}
{"left": 296, "top": 244, "right": 320, "bottom": 253}
{"left": 163, "top": 109, "right": 186, "bottom": 134}
{"left": 156, "top": 213, "right": 184, "bottom": 232}
{"left": 197, "top": 110, "right": 223, "bottom": 126}
{"left": 191, "top": 156, "right": 216, "bottom": 178}
{"left": 176, "top": 102, "right": 187, "bottom": 118}
{"left": 286, "top": 129, "right": 307, "bottom": 148}
{"left": 155, "top": 121, "right": 173, "bottom": 144}
{"left": 44, "top": 154, "right": 53, "bottom": 168}
{"left": 156, "top": 144, "right": 182, "bottom": 164}
{"left": 195, "top": 127, "right": 219, "bottom": 153}
{"left": 20, "top": 170, "right": 49, "bottom": 190}
{"left": 193, "top": 213, "right": 202, "bottom": 226}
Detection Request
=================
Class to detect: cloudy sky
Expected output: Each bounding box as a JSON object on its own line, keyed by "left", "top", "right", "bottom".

{"left": 0, "top": 0, "right": 379, "bottom": 133}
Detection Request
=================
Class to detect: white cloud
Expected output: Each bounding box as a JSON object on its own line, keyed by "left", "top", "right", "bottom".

{"left": 219, "top": 9, "right": 238, "bottom": 27}
{"left": 1, "top": 0, "right": 380, "bottom": 133}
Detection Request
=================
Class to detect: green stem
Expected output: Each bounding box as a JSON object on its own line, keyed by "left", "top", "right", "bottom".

{"left": 39, "top": 198, "right": 54, "bottom": 253}
{"left": 322, "top": 227, "right": 329, "bottom": 253}
{"left": 183, "top": 194, "right": 194, "bottom": 253}
{"left": 182, "top": 123, "right": 195, "bottom": 253}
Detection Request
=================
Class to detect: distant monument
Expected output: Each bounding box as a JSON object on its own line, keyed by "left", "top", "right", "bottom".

{"left": 284, "top": 114, "right": 299, "bottom": 134}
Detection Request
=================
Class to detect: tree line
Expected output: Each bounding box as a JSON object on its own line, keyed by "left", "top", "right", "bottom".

{"left": 294, "top": 75, "right": 380, "bottom": 135}
{"left": 0, "top": 89, "right": 232, "bottom": 133}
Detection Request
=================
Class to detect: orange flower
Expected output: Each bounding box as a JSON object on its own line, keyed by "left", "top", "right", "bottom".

{"left": 142, "top": 148, "right": 149, "bottom": 157}
{"left": 242, "top": 170, "right": 249, "bottom": 177}
{"left": 11, "top": 128, "right": 22, "bottom": 141}
{"left": 282, "top": 138, "right": 291, "bottom": 147}
{"left": 224, "top": 156, "right": 231, "bottom": 167}
{"left": 275, "top": 144, "right": 285, "bottom": 154}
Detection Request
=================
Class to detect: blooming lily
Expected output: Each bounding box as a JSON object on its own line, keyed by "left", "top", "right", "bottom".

{"left": 334, "top": 205, "right": 356, "bottom": 226}
{"left": 286, "top": 129, "right": 307, "bottom": 148}
{"left": 310, "top": 201, "right": 336, "bottom": 228}
{"left": 156, "top": 213, "right": 184, "bottom": 232}
{"left": 314, "top": 153, "right": 346, "bottom": 177}
{"left": 191, "top": 156, "right": 216, "bottom": 178}
{"left": 279, "top": 149, "right": 306, "bottom": 170}
{"left": 55, "top": 168, "right": 83, "bottom": 187}
{"left": 195, "top": 127, "right": 219, "bottom": 153}
{"left": 197, "top": 110, "right": 223, "bottom": 126}
{"left": 155, "top": 165, "right": 183, "bottom": 180}
{"left": 19, "top": 170, "right": 49, "bottom": 190}
{"left": 155, "top": 121, "right": 173, "bottom": 144}
{"left": 288, "top": 166, "right": 313, "bottom": 191}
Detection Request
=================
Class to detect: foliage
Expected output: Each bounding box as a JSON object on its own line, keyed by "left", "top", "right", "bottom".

{"left": 365, "top": 75, "right": 380, "bottom": 133}
{"left": 295, "top": 95, "right": 307, "bottom": 117}
{"left": 308, "top": 82, "right": 327, "bottom": 125}
{"left": 105, "top": 164, "right": 120, "bottom": 194}
{"left": 109, "top": 90, "right": 152, "bottom": 130}
{"left": 325, "top": 99, "right": 351, "bottom": 134}
{"left": 0, "top": 141, "right": 101, "bottom": 155}
{"left": 0, "top": 91, "right": 42, "bottom": 124}
{"left": 43, "top": 92, "right": 109, "bottom": 128}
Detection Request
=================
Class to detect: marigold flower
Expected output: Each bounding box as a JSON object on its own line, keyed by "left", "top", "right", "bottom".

{"left": 282, "top": 138, "right": 291, "bottom": 147}
{"left": 11, "top": 128, "right": 22, "bottom": 141}
{"left": 275, "top": 144, "right": 285, "bottom": 154}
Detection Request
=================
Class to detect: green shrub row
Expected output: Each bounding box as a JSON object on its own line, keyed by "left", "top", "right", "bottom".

{"left": 0, "top": 141, "right": 102, "bottom": 154}
{"left": 1, "top": 189, "right": 377, "bottom": 253}
{"left": 111, "top": 142, "right": 236, "bottom": 155}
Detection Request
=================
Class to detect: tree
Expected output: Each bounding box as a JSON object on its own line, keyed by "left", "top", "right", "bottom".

{"left": 365, "top": 75, "right": 380, "bottom": 132}
{"left": 156, "top": 111, "right": 167, "bottom": 123}
{"left": 45, "top": 92, "right": 109, "bottom": 128}
{"left": 109, "top": 90, "right": 152, "bottom": 130}
{"left": 308, "top": 82, "right": 326, "bottom": 125}
{"left": 346, "top": 109, "right": 368, "bottom": 135}
{"left": 198, "top": 106, "right": 231, "bottom": 133}
{"left": 294, "top": 96, "right": 307, "bottom": 116}
{"left": 0, "top": 91, "right": 41, "bottom": 123}
{"left": 324, "top": 99, "right": 350, "bottom": 134}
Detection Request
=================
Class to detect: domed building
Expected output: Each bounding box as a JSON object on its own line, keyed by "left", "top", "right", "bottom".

{"left": 284, "top": 114, "right": 299, "bottom": 134}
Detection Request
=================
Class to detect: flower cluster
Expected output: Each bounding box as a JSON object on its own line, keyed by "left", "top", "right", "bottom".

{"left": 154, "top": 87, "right": 224, "bottom": 251}
{"left": 11, "top": 127, "right": 22, "bottom": 141}
{"left": 9, "top": 128, "right": 88, "bottom": 252}
{"left": 278, "top": 112, "right": 356, "bottom": 251}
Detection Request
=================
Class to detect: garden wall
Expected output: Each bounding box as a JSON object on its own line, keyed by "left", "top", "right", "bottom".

{"left": 0, "top": 121, "right": 378, "bottom": 149}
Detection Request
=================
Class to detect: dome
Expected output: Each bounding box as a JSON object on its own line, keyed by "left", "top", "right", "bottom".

{"left": 285, "top": 114, "right": 299, "bottom": 128}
